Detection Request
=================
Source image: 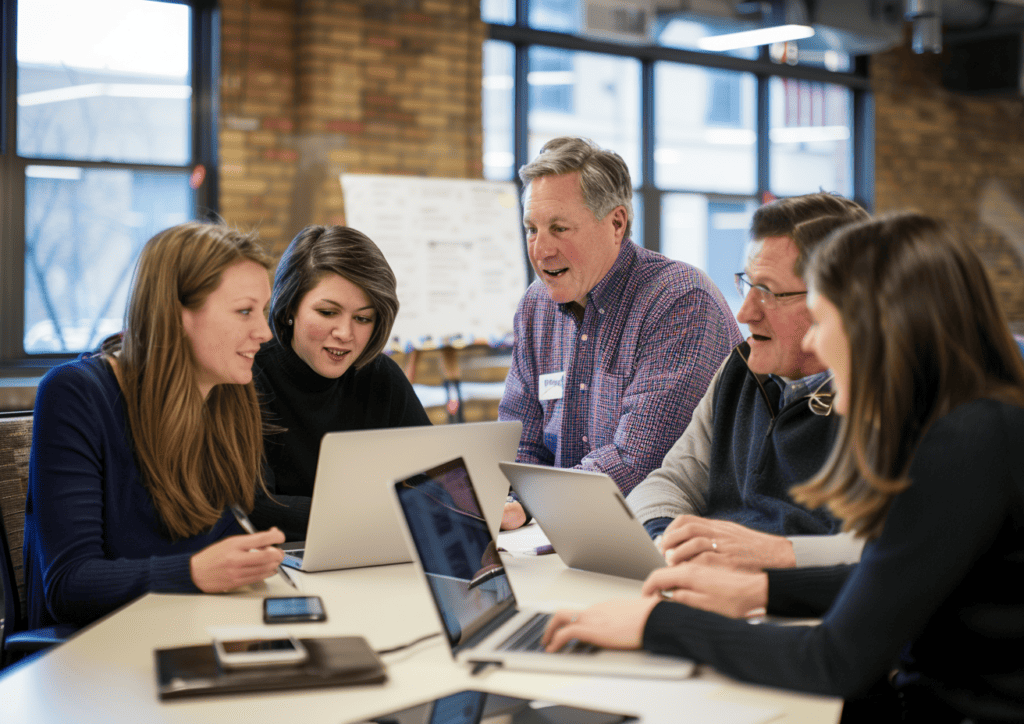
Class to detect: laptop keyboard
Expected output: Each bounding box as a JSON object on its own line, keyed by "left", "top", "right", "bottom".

{"left": 497, "top": 613, "right": 598, "bottom": 654}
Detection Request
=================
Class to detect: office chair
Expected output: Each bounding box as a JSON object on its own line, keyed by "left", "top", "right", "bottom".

{"left": 0, "top": 412, "right": 74, "bottom": 669}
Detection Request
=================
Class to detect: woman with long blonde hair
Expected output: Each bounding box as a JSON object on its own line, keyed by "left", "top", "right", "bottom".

{"left": 25, "top": 222, "right": 286, "bottom": 628}
{"left": 542, "top": 212, "right": 1024, "bottom": 722}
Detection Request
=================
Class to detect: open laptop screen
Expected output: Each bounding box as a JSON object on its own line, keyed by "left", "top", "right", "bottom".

{"left": 395, "top": 457, "right": 514, "bottom": 648}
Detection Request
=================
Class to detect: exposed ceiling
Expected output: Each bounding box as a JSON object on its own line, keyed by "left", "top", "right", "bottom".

{"left": 584, "top": 0, "right": 1024, "bottom": 55}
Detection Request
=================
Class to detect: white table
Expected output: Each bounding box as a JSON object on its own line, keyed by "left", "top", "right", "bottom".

{"left": 0, "top": 526, "right": 841, "bottom": 724}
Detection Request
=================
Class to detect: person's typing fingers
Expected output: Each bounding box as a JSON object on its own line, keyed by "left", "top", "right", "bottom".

{"left": 542, "top": 609, "right": 577, "bottom": 646}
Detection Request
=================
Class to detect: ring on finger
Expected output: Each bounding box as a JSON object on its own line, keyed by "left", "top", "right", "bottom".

{"left": 711, "top": 539, "right": 718, "bottom": 551}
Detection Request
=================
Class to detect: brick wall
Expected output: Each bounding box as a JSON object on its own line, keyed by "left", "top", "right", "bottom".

{"left": 219, "top": 0, "right": 485, "bottom": 258}
{"left": 217, "top": 4, "right": 1024, "bottom": 341}
{"left": 872, "top": 35, "right": 1024, "bottom": 330}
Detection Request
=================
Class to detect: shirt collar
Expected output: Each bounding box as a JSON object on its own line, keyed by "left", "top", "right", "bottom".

{"left": 557, "top": 240, "right": 636, "bottom": 318}
{"left": 777, "top": 369, "right": 832, "bottom": 410}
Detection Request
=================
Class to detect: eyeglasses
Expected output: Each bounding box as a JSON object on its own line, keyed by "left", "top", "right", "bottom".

{"left": 807, "top": 373, "right": 835, "bottom": 416}
{"left": 734, "top": 272, "right": 808, "bottom": 310}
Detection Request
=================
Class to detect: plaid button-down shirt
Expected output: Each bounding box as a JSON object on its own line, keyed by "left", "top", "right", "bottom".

{"left": 499, "top": 241, "right": 742, "bottom": 496}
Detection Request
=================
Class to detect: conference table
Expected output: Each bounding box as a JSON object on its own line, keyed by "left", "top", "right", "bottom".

{"left": 0, "top": 525, "right": 841, "bottom": 724}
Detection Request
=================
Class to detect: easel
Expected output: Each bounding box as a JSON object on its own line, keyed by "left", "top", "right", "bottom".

{"left": 403, "top": 347, "right": 464, "bottom": 423}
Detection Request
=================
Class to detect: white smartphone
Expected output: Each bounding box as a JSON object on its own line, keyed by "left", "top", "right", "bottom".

{"left": 212, "top": 635, "right": 308, "bottom": 669}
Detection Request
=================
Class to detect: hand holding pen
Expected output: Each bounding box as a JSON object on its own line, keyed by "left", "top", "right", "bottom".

{"left": 228, "top": 504, "right": 299, "bottom": 590}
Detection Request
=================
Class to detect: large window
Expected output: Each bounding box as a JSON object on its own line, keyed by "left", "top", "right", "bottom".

{"left": 483, "top": 1, "right": 871, "bottom": 315}
{"left": 1, "top": 0, "right": 215, "bottom": 364}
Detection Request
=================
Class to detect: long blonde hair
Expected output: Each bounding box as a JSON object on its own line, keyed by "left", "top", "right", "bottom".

{"left": 103, "top": 222, "right": 273, "bottom": 539}
{"left": 793, "top": 213, "right": 1024, "bottom": 539}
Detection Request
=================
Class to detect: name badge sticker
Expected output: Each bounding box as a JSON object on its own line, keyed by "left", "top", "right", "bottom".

{"left": 538, "top": 371, "right": 565, "bottom": 401}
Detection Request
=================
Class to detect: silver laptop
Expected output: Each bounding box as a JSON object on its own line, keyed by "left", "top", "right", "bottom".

{"left": 499, "top": 461, "right": 667, "bottom": 581}
{"left": 281, "top": 421, "right": 521, "bottom": 572}
{"left": 391, "top": 457, "right": 693, "bottom": 679}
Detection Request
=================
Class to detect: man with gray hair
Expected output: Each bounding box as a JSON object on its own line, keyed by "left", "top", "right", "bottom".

{"left": 498, "top": 137, "right": 741, "bottom": 529}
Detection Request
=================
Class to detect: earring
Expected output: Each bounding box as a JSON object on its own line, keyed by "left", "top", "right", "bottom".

{"left": 287, "top": 318, "right": 293, "bottom": 325}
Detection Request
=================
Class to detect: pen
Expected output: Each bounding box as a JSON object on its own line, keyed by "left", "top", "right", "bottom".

{"left": 524, "top": 544, "right": 555, "bottom": 556}
{"left": 229, "top": 504, "right": 299, "bottom": 590}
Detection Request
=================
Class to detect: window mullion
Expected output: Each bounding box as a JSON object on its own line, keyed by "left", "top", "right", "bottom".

{"left": 756, "top": 73, "right": 770, "bottom": 199}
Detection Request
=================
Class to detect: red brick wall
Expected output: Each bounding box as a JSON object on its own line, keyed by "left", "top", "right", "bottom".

{"left": 218, "top": 5, "right": 1024, "bottom": 332}
{"left": 218, "top": 0, "right": 485, "bottom": 257}
{"left": 872, "top": 36, "right": 1024, "bottom": 329}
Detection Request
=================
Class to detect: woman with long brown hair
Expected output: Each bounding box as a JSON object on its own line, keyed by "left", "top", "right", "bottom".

{"left": 542, "top": 212, "right": 1024, "bottom": 722}
{"left": 250, "top": 225, "right": 429, "bottom": 541}
{"left": 24, "top": 222, "right": 286, "bottom": 629}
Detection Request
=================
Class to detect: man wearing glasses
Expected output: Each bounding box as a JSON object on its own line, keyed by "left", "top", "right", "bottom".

{"left": 627, "top": 192, "right": 869, "bottom": 571}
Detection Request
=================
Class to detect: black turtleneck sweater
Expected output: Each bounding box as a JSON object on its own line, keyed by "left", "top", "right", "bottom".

{"left": 251, "top": 338, "right": 431, "bottom": 540}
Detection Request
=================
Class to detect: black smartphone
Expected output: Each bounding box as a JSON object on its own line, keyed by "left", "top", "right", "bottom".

{"left": 263, "top": 595, "right": 327, "bottom": 624}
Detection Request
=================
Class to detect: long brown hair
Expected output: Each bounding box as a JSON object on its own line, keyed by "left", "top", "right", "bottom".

{"left": 793, "top": 212, "right": 1024, "bottom": 539}
{"left": 269, "top": 225, "right": 398, "bottom": 369}
{"left": 103, "top": 222, "right": 273, "bottom": 539}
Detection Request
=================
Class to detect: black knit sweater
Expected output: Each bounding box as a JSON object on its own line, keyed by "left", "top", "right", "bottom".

{"left": 251, "top": 338, "right": 430, "bottom": 540}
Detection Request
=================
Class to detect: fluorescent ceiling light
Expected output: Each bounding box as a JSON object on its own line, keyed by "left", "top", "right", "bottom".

{"left": 698, "top": 25, "right": 814, "bottom": 52}
{"left": 770, "top": 126, "right": 851, "bottom": 144}
{"left": 19, "top": 83, "right": 191, "bottom": 106}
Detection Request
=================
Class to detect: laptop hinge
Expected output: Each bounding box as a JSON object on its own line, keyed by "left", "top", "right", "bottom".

{"left": 453, "top": 599, "right": 519, "bottom": 654}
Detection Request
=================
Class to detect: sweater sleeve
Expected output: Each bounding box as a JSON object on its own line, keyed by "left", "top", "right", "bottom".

{"left": 27, "top": 362, "right": 199, "bottom": 628}
{"left": 766, "top": 565, "right": 855, "bottom": 617}
{"left": 642, "top": 401, "right": 1015, "bottom": 698}
{"left": 788, "top": 532, "right": 865, "bottom": 567}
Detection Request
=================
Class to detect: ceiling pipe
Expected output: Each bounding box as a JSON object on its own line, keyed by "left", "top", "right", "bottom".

{"left": 905, "top": 0, "right": 943, "bottom": 53}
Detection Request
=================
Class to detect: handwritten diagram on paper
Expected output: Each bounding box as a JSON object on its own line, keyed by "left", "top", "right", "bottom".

{"left": 341, "top": 174, "right": 528, "bottom": 352}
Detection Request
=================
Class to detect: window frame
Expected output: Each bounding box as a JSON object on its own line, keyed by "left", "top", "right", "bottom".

{"left": 0, "top": 0, "right": 219, "bottom": 371}
{"left": 487, "top": 19, "right": 874, "bottom": 255}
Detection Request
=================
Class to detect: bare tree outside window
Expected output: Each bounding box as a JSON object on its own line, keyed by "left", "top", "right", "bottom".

{"left": 17, "top": 0, "right": 194, "bottom": 354}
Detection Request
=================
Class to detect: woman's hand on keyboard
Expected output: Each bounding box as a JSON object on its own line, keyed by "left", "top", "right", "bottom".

{"left": 542, "top": 598, "right": 659, "bottom": 653}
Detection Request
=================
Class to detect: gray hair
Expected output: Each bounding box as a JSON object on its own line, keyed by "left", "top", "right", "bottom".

{"left": 519, "top": 137, "right": 634, "bottom": 240}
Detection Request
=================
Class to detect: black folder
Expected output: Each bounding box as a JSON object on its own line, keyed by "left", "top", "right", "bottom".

{"left": 154, "top": 635, "right": 386, "bottom": 700}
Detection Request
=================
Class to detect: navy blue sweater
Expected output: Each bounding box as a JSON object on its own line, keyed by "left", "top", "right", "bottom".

{"left": 705, "top": 343, "right": 842, "bottom": 534}
{"left": 24, "top": 354, "right": 240, "bottom": 629}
